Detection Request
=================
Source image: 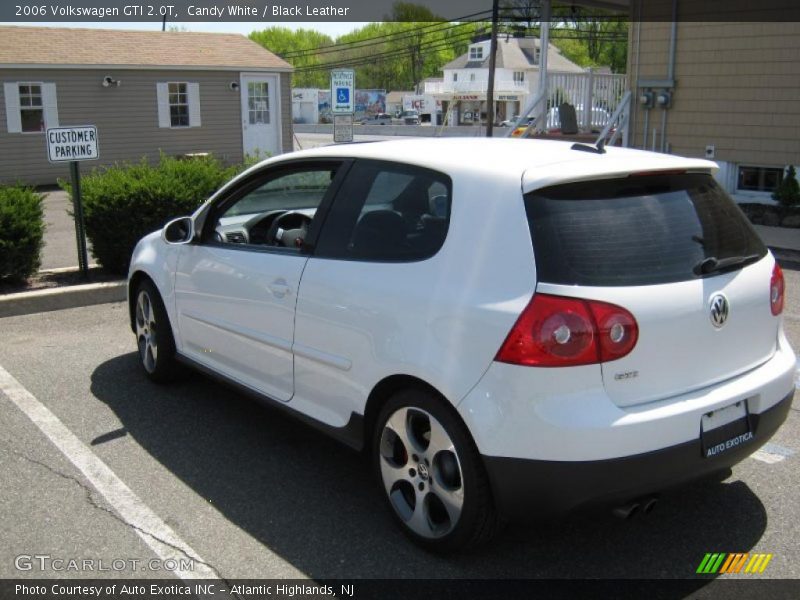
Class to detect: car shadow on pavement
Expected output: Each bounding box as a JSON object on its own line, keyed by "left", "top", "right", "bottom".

{"left": 91, "top": 352, "right": 768, "bottom": 586}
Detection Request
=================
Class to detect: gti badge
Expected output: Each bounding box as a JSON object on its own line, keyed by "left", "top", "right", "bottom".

{"left": 709, "top": 293, "right": 729, "bottom": 328}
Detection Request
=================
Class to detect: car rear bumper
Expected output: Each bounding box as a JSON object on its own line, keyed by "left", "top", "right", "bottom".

{"left": 483, "top": 390, "right": 793, "bottom": 519}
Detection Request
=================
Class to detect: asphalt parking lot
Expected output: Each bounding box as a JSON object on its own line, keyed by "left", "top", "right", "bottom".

{"left": 0, "top": 268, "right": 798, "bottom": 585}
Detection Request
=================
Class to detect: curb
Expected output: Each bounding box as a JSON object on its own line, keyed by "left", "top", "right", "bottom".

{"left": 0, "top": 280, "right": 126, "bottom": 318}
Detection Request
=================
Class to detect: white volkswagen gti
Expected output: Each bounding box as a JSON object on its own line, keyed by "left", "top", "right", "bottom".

{"left": 127, "top": 138, "right": 795, "bottom": 551}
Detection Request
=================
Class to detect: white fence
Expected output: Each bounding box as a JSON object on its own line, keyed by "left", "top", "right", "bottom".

{"left": 544, "top": 71, "right": 628, "bottom": 130}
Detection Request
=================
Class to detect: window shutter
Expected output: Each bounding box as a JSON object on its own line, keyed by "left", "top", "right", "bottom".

{"left": 188, "top": 83, "right": 201, "bottom": 127}
{"left": 156, "top": 83, "right": 170, "bottom": 128}
{"left": 3, "top": 82, "right": 22, "bottom": 133}
{"left": 42, "top": 83, "right": 59, "bottom": 128}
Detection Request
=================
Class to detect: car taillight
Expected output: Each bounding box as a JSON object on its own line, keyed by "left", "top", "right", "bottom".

{"left": 770, "top": 262, "right": 785, "bottom": 316}
{"left": 495, "top": 293, "right": 639, "bottom": 367}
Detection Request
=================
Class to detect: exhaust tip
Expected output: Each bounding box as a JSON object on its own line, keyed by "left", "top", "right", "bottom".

{"left": 612, "top": 502, "right": 640, "bottom": 520}
{"left": 642, "top": 497, "right": 659, "bottom": 514}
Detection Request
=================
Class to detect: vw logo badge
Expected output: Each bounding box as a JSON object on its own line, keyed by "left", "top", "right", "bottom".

{"left": 709, "top": 293, "right": 729, "bottom": 328}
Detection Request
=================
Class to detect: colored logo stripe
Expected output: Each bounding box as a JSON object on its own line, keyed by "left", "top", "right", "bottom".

{"left": 697, "top": 553, "right": 773, "bottom": 574}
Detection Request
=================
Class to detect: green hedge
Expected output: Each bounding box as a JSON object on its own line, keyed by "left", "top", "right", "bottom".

{"left": 0, "top": 186, "right": 45, "bottom": 282}
{"left": 63, "top": 154, "right": 240, "bottom": 274}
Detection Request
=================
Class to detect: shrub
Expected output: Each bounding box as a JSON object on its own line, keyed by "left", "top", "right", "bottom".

{"left": 0, "top": 186, "right": 45, "bottom": 282}
{"left": 773, "top": 165, "right": 800, "bottom": 208}
{"left": 62, "top": 154, "right": 239, "bottom": 274}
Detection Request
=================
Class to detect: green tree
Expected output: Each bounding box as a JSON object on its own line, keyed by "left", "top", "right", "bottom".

{"left": 773, "top": 165, "right": 800, "bottom": 208}
{"left": 249, "top": 27, "right": 334, "bottom": 88}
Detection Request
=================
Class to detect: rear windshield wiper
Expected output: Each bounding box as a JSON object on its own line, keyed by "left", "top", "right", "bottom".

{"left": 693, "top": 254, "right": 761, "bottom": 276}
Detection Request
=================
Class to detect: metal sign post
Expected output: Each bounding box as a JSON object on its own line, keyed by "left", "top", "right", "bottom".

{"left": 46, "top": 125, "right": 99, "bottom": 279}
{"left": 331, "top": 69, "right": 355, "bottom": 143}
{"left": 68, "top": 161, "right": 90, "bottom": 276}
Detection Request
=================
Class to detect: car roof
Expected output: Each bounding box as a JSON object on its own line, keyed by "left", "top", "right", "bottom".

{"left": 264, "top": 138, "right": 717, "bottom": 193}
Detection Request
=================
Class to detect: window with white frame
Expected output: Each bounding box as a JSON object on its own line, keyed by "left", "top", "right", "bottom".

{"left": 18, "top": 84, "right": 44, "bottom": 132}
{"left": 469, "top": 46, "right": 484, "bottom": 60}
{"left": 452, "top": 73, "right": 457, "bottom": 82}
{"left": 3, "top": 81, "right": 59, "bottom": 134}
{"left": 737, "top": 166, "right": 783, "bottom": 193}
{"left": 168, "top": 82, "right": 189, "bottom": 127}
{"left": 470, "top": 73, "right": 476, "bottom": 82}
{"left": 513, "top": 71, "right": 525, "bottom": 84}
{"left": 156, "top": 82, "right": 201, "bottom": 128}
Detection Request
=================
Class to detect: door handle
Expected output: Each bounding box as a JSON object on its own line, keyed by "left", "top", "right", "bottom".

{"left": 269, "top": 280, "right": 291, "bottom": 298}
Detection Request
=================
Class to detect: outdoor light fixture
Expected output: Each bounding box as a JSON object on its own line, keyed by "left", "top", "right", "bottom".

{"left": 102, "top": 75, "right": 120, "bottom": 88}
{"left": 229, "top": 81, "right": 240, "bottom": 91}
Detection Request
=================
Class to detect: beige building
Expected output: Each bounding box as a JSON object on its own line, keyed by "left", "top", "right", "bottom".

{"left": 627, "top": 19, "right": 800, "bottom": 201}
{"left": 0, "top": 26, "right": 293, "bottom": 185}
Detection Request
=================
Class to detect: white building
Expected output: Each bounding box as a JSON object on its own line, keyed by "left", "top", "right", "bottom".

{"left": 424, "top": 35, "right": 585, "bottom": 125}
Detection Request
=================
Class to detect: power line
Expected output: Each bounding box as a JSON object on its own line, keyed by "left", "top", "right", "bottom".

{"left": 290, "top": 29, "right": 627, "bottom": 73}
{"left": 277, "top": 10, "right": 492, "bottom": 58}
{"left": 280, "top": 19, "right": 489, "bottom": 60}
{"left": 290, "top": 31, "right": 480, "bottom": 73}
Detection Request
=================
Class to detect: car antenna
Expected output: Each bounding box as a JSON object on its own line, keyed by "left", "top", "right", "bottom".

{"left": 570, "top": 139, "right": 606, "bottom": 154}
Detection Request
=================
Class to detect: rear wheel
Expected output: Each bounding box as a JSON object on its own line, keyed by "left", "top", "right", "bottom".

{"left": 134, "top": 280, "right": 177, "bottom": 382}
{"left": 373, "top": 389, "right": 499, "bottom": 552}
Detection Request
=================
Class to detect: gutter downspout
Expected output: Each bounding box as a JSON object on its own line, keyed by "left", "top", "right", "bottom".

{"left": 535, "top": 0, "right": 550, "bottom": 132}
{"left": 662, "top": 0, "right": 678, "bottom": 152}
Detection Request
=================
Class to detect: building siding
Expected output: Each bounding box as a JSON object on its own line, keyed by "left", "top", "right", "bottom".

{"left": 0, "top": 68, "right": 289, "bottom": 185}
{"left": 627, "top": 19, "right": 800, "bottom": 168}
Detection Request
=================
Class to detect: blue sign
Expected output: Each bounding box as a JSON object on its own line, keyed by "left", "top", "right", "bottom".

{"left": 336, "top": 88, "right": 350, "bottom": 104}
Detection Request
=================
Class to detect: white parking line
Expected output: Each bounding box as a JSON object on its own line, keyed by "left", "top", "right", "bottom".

{"left": 0, "top": 364, "right": 218, "bottom": 580}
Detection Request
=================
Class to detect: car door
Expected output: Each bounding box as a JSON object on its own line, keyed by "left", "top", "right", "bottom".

{"left": 291, "top": 159, "right": 454, "bottom": 425}
{"left": 173, "top": 160, "right": 349, "bottom": 402}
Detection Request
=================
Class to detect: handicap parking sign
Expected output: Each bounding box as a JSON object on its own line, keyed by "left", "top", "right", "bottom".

{"left": 331, "top": 69, "right": 354, "bottom": 114}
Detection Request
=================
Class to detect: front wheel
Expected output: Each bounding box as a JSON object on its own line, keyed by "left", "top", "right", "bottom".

{"left": 134, "top": 280, "right": 178, "bottom": 382}
{"left": 373, "top": 389, "right": 499, "bottom": 552}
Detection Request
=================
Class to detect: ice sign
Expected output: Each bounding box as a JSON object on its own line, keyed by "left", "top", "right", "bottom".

{"left": 330, "top": 69, "right": 355, "bottom": 114}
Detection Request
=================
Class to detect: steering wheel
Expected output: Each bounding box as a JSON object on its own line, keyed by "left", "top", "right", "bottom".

{"left": 265, "top": 212, "right": 313, "bottom": 248}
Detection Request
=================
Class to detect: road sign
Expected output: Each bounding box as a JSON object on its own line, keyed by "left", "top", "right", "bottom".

{"left": 46, "top": 125, "right": 98, "bottom": 278}
{"left": 46, "top": 125, "right": 99, "bottom": 163}
{"left": 333, "top": 114, "right": 354, "bottom": 143}
{"left": 330, "top": 69, "right": 355, "bottom": 114}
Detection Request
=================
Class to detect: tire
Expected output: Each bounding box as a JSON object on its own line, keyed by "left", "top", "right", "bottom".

{"left": 133, "top": 279, "right": 178, "bottom": 383}
{"left": 372, "top": 388, "right": 499, "bottom": 552}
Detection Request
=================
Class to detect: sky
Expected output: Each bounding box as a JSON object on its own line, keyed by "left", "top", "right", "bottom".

{"left": 14, "top": 21, "right": 364, "bottom": 37}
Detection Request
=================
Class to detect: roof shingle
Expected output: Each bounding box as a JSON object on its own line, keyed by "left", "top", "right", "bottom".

{"left": 0, "top": 26, "right": 292, "bottom": 70}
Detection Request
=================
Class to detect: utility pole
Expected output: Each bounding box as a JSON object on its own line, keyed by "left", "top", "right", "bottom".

{"left": 485, "top": 0, "right": 499, "bottom": 137}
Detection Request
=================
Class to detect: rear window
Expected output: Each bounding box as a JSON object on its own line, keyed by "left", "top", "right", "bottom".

{"left": 525, "top": 173, "right": 767, "bottom": 286}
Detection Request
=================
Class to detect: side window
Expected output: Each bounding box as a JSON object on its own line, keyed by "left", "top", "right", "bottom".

{"left": 156, "top": 82, "right": 200, "bottom": 128}
{"left": 211, "top": 167, "right": 338, "bottom": 250}
{"left": 18, "top": 84, "right": 44, "bottom": 132}
{"left": 3, "top": 81, "right": 58, "bottom": 134}
{"left": 315, "top": 161, "right": 451, "bottom": 262}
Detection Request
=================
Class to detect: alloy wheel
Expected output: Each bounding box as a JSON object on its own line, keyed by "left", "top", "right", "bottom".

{"left": 378, "top": 406, "right": 465, "bottom": 538}
{"left": 135, "top": 290, "right": 158, "bottom": 373}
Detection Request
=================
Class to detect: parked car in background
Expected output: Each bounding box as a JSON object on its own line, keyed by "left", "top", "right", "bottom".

{"left": 360, "top": 113, "right": 393, "bottom": 125}
{"left": 400, "top": 110, "right": 420, "bottom": 125}
{"left": 128, "top": 138, "right": 794, "bottom": 552}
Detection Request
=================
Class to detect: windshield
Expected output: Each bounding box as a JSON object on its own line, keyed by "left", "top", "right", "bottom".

{"left": 525, "top": 172, "right": 767, "bottom": 286}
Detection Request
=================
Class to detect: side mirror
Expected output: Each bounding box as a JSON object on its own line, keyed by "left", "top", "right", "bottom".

{"left": 163, "top": 216, "right": 195, "bottom": 245}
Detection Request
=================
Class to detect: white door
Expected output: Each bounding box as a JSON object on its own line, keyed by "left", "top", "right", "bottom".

{"left": 241, "top": 74, "right": 280, "bottom": 158}
{"left": 173, "top": 161, "right": 345, "bottom": 402}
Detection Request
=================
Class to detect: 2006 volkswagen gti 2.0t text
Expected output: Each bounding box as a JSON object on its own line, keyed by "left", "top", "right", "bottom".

{"left": 127, "top": 138, "right": 795, "bottom": 552}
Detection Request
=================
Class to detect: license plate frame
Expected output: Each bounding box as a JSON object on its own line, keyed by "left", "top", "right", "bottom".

{"left": 700, "top": 399, "right": 754, "bottom": 459}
